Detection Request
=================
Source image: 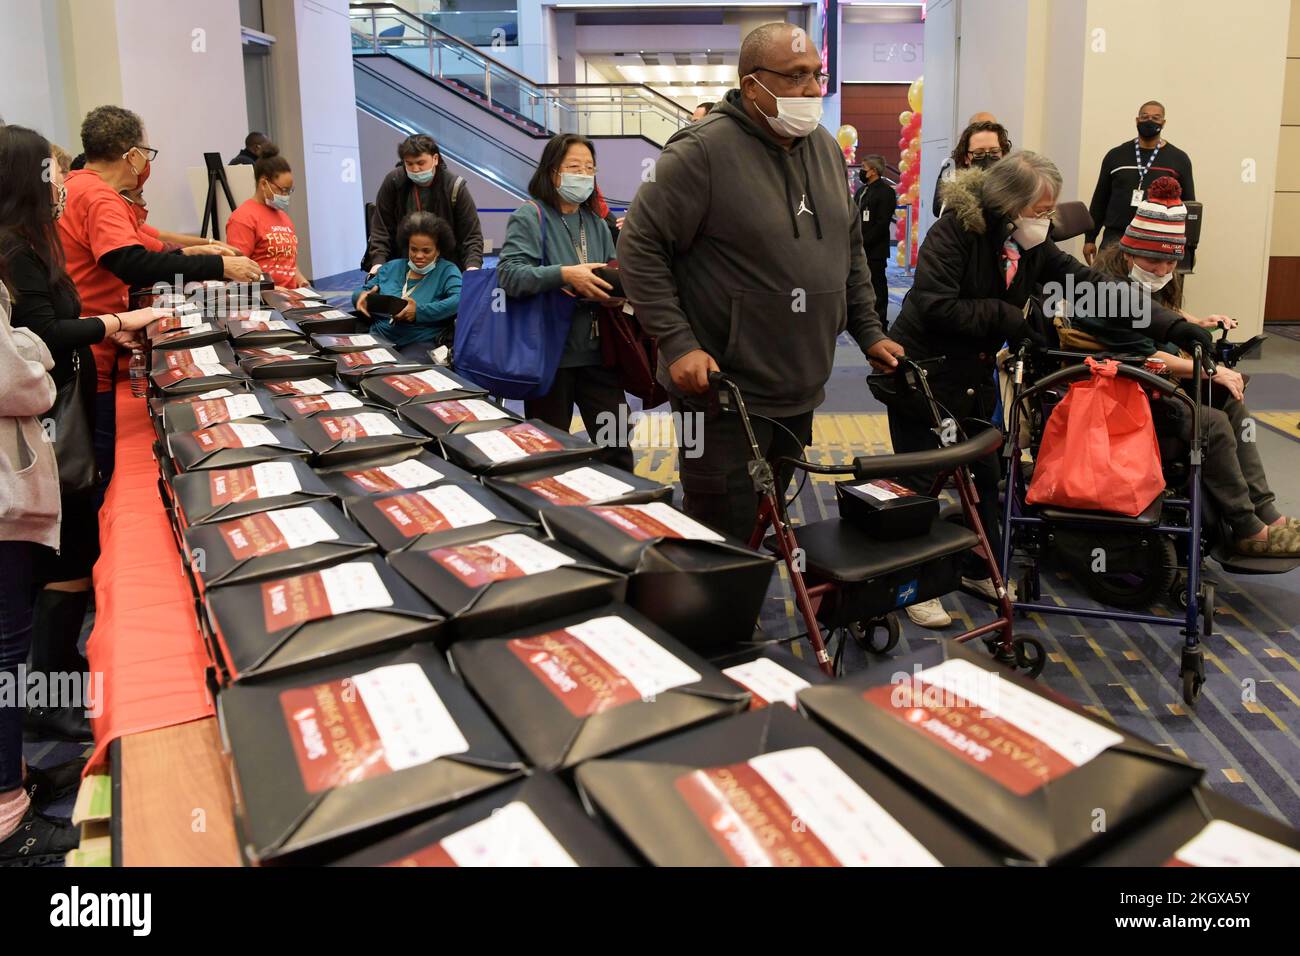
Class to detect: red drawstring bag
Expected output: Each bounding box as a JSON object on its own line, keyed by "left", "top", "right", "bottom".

{"left": 1026, "top": 358, "right": 1165, "bottom": 516}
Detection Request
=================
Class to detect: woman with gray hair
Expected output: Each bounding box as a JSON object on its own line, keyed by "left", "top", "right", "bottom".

{"left": 884, "top": 149, "right": 1213, "bottom": 628}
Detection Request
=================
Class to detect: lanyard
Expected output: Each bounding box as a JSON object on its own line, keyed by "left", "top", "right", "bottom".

{"left": 1133, "top": 138, "right": 1163, "bottom": 190}
{"left": 401, "top": 270, "right": 430, "bottom": 300}
{"left": 560, "top": 211, "right": 588, "bottom": 264}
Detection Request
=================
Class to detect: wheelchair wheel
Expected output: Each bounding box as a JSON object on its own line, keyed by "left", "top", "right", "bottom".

{"left": 848, "top": 614, "right": 901, "bottom": 655}
{"left": 1073, "top": 534, "right": 1178, "bottom": 610}
{"left": 1201, "top": 582, "right": 1215, "bottom": 639}
{"left": 1012, "top": 635, "right": 1047, "bottom": 678}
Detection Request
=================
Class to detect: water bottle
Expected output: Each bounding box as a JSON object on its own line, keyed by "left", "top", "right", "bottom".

{"left": 129, "top": 348, "right": 148, "bottom": 398}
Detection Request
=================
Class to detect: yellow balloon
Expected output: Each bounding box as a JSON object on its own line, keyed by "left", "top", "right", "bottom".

{"left": 898, "top": 110, "right": 913, "bottom": 128}
{"left": 898, "top": 158, "right": 910, "bottom": 174}
{"left": 836, "top": 124, "right": 859, "bottom": 150}
{"left": 907, "top": 76, "right": 924, "bottom": 113}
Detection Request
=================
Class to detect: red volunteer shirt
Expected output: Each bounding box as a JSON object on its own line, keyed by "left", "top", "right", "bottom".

{"left": 226, "top": 199, "right": 299, "bottom": 288}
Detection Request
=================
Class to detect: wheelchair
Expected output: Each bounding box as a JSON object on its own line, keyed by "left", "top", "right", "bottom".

{"left": 708, "top": 365, "right": 1045, "bottom": 680}
{"left": 999, "top": 327, "right": 1298, "bottom": 705}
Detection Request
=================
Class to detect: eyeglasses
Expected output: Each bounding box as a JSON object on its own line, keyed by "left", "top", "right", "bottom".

{"left": 131, "top": 145, "right": 159, "bottom": 162}
{"left": 267, "top": 183, "right": 295, "bottom": 197}
{"left": 559, "top": 165, "right": 596, "bottom": 175}
{"left": 751, "top": 66, "right": 830, "bottom": 88}
{"left": 968, "top": 149, "right": 1002, "bottom": 161}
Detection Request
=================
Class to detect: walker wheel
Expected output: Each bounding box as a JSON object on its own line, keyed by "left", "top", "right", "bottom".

{"left": 1012, "top": 635, "right": 1047, "bottom": 678}
{"left": 1182, "top": 668, "right": 1203, "bottom": 705}
{"left": 848, "top": 615, "right": 901, "bottom": 655}
{"left": 1201, "top": 582, "right": 1215, "bottom": 639}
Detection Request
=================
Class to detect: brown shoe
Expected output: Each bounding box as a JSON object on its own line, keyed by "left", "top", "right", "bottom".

{"left": 1236, "top": 523, "right": 1300, "bottom": 557}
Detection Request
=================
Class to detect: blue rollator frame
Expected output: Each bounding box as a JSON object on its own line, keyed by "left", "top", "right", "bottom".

{"left": 999, "top": 343, "right": 1212, "bottom": 705}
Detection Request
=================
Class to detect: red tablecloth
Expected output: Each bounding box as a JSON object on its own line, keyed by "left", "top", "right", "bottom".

{"left": 85, "top": 373, "right": 213, "bottom": 773}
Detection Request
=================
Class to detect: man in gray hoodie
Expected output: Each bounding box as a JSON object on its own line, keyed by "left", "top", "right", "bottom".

{"left": 620, "top": 22, "right": 902, "bottom": 540}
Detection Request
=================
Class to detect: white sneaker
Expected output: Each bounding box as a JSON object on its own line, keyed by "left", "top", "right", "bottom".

{"left": 962, "top": 576, "right": 1018, "bottom": 602}
{"left": 905, "top": 598, "right": 952, "bottom": 629}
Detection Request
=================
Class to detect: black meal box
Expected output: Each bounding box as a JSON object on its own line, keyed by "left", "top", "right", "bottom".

{"left": 1086, "top": 786, "right": 1300, "bottom": 867}
{"left": 439, "top": 420, "right": 602, "bottom": 476}
{"left": 388, "top": 529, "right": 626, "bottom": 646}
{"left": 146, "top": 313, "right": 228, "bottom": 350}
{"left": 149, "top": 383, "right": 251, "bottom": 420}
{"left": 222, "top": 312, "right": 307, "bottom": 347}
{"left": 205, "top": 554, "right": 445, "bottom": 683}
{"left": 540, "top": 502, "right": 775, "bottom": 652}
{"left": 485, "top": 462, "right": 671, "bottom": 519}
{"left": 150, "top": 342, "right": 239, "bottom": 375}
{"left": 151, "top": 362, "right": 248, "bottom": 397}
{"left": 292, "top": 306, "right": 360, "bottom": 335}
{"left": 335, "top": 348, "right": 430, "bottom": 388}
{"left": 172, "top": 459, "right": 336, "bottom": 527}
{"left": 347, "top": 480, "right": 534, "bottom": 553}
{"left": 183, "top": 500, "right": 377, "bottom": 589}
{"left": 798, "top": 641, "right": 1205, "bottom": 865}
{"left": 169, "top": 420, "right": 311, "bottom": 473}
{"left": 259, "top": 376, "right": 350, "bottom": 398}
{"left": 399, "top": 397, "right": 522, "bottom": 440}
{"left": 162, "top": 391, "right": 285, "bottom": 435}
{"left": 310, "top": 332, "right": 396, "bottom": 354}
{"left": 362, "top": 292, "right": 408, "bottom": 319}
{"left": 315, "top": 449, "right": 477, "bottom": 510}
{"left": 450, "top": 604, "right": 748, "bottom": 772}
{"left": 271, "top": 389, "right": 382, "bottom": 421}
{"left": 330, "top": 771, "right": 635, "bottom": 867}
{"left": 717, "top": 645, "right": 832, "bottom": 710}
{"left": 189, "top": 280, "right": 272, "bottom": 317}
{"left": 218, "top": 642, "right": 524, "bottom": 864}
{"left": 836, "top": 478, "right": 940, "bottom": 539}
{"left": 290, "top": 409, "right": 428, "bottom": 468}
{"left": 575, "top": 704, "right": 1002, "bottom": 867}
{"left": 359, "top": 366, "right": 487, "bottom": 409}
{"left": 260, "top": 287, "right": 330, "bottom": 314}
{"left": 239, "top": 346, "right": 337, "bottom": 381}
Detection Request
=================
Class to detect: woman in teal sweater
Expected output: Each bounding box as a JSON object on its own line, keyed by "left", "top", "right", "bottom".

{"left": 354, "top": 212, "right": 461, "bottom": 354}
{"left": 496, "top": 133, "right": 632, "bottom": 470}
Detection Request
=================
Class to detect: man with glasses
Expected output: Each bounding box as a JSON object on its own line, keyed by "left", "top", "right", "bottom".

{"left": 1083, "top": 100, "right": 1195, "bottom": 264}
{"left": 620, "top": 22, "right": 901, "bottom": 541}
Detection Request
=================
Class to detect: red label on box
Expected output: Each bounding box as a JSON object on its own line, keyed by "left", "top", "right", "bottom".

{"left": 192, "top": 424, "right": 241, "bottom": 451}
{"left": 209, "top": 468, "right": 258, "bottom": 506}
{"left": 341, "top": 350, "right": 388, "bottom": 368}
{"left": 592, "top": 506, "right": 680, "bottom": 541}
{"left": 377, "top": 493, "right": 454, "bottom": 538}
{"left": 156, "top": 365, "right": 205, "bottom": 386}
{"left": 860, "top": 682, "right": 1075, "bottom": 796}
{"left": 243, "top": 349, "right": 297, "bottom": 364}
{"left": 506, "top": 630, "right": 641, "bottom": 717}
{"left": 428, "top": 543, "right": 526, "bottom": 588}
{"left": 190, "top": 399, "right": 233, "bottom": 428}
{"left": 288, "top": 395, "right": 330, "bottom": 415}
{"left": 521, "top": 477, "right": 589, "bottom": 505}
{"left": 280, "top": 679, "right": 390, "bottom": 793}
{"left": 426, "top": 400, "right": 480, "bottom": 424}
{"left": 218, "top": 512, "right": 289, "bottom": 560}
{"left": 265, "top": 380, "right": 315, "bottom": 395}
{"left": 500, "top": 422, "right": 561, "bottom": 454}
{"left": 261, "top": 570, "right": 333, "bottom": 632}
{"left": 674, "top": 762, "right": 840, "bottom": 867}
{"left": 344, "top": 468, "right": 399, "bottom": 494}
{"left": 319, "top": 415, "right": 372, "bottom": 441}
{"left": 384, "top": 845, "right": 458, "bottom": 867}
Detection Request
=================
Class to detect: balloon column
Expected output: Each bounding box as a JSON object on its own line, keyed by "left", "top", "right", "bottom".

{"left": 836, "top": 123, "right": 858, "bottom": 171}
{"left": 894, "top": 76, "right": 923, "bottom": 267}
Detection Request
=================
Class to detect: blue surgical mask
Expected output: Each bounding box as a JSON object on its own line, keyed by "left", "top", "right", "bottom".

{"left": 268, "top": 192, "right": 291, "bottom": 212}
{"left": 409, "top": 257, "right": 438, "bottom": 275}
{"left": 407, "top": 168, "right": 435, "bottom": 186}
{"left": 558, "top": 173, "right": 594, "bottom": 204}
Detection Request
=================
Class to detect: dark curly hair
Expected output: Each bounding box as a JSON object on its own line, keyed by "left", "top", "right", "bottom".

{"left": 80, "top": 105, "right": 145, "bottom": 162}
{"left": 397, "top": 211, "right": 456, "bottom": 259}
{"left": 950, "top": 121, "right": 1012, "bottom": 168}
{"left": 252, "top": 143, "right": 291, "bottom": 184}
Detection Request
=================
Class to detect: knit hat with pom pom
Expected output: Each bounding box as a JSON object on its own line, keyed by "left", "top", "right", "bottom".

{"left": 1121, "top": 175, "right": 1186, "bottom": 261}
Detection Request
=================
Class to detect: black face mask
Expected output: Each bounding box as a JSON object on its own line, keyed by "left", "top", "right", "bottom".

{"left": 970, "top": 155, "right": 1000, "bottom": 171}
{"left": 1137, "top": 120, "right": 1163, "bottom": 140}
{"left": 858, "top": 168, "right": 869, "bottom": 185}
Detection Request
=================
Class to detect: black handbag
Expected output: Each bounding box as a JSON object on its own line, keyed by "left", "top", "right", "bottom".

{"left": 49, "top": 349, "right": 97, "bottom": 494}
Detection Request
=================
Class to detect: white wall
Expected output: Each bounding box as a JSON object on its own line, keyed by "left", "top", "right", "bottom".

{"left": 0, "top": 0, "right": 68, "bottom": 142}
{"left": 112, "top": 0, "right": 249, "bottom": 234}
{"left": 839, "top": 21, "right": 924, "bottom": 83}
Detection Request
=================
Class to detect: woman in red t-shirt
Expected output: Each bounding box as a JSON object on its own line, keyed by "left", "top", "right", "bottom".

{"left": 225, "top": 145, "right": 307, "bottom": 289}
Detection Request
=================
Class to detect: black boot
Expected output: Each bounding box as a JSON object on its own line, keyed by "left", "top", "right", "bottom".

{"left": 25, "top": 589, "right": 94, "bottom": 743}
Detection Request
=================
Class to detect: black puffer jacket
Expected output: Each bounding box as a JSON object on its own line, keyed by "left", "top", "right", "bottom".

{"left": 363, "top": 165, "right": 484, "bottom": 272}
{"left": 891, "top": 168, "right": 1186, "bottom": 373}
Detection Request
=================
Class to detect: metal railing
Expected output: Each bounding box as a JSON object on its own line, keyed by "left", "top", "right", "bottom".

{"left": 348, "top": 2, "right": 691, "bottom": 145}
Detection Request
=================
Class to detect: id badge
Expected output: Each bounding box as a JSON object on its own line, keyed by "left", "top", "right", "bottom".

{"left": 1131, "top": 189, "right": 1143, "bottom": 206}
{"left": 862, "top": 208, "right": 871, "bottom": 222}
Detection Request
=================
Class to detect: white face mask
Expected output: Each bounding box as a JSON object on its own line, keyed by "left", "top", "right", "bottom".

{"left": 1012, "top": 216, "right": 1051, "bottom": 250}
{"left": 752, "top": 78, "right": 823, "bottom": 138}
{"left": 1129, "top": 262, "right": 1173, "bottom": 291}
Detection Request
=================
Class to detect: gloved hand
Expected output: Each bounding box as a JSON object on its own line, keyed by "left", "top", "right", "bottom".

{"left": 1166, "top": 318, "right": 1214, "bottom": 356}
{"left": 1005, "top": 315, "right": 1047, "bottom": 350}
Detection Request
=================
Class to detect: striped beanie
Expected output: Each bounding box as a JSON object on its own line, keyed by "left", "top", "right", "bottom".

{"left": 1121, "top": 176, "right": 1186, "bottom": 261}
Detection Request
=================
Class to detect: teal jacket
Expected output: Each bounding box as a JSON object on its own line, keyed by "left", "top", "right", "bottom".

{"left": 497, "top": 200, "right": 616, "bottom": 367}
{"left": 353, "top": 257, "right": 462, "bottom": 346}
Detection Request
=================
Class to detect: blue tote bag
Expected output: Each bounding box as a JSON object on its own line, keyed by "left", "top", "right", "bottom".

{"left": 453, "top": 202, "right": 575, "bottom": 399}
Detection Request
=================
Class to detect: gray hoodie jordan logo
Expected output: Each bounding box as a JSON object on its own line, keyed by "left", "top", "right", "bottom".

{"left": 796, "top": 193, "right": 814, "bottom": 217}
